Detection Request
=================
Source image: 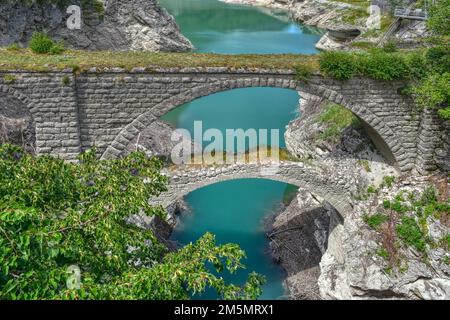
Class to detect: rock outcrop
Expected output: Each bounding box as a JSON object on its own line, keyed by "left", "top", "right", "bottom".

{"left": 0, "top": 0, "right": 193, "bottom": 52}
{"left": 319, "top": 176, "right": 450, "bottom": 300}
{"left": 276, "top": 93, "right": 449, "bottom": 300}
{"left": 269, "top": 190, "right": 332, "bottom": 299}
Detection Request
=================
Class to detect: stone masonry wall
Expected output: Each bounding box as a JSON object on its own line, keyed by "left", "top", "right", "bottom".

{"left": 0, "top": 68, "right": 445, "bottom": 173}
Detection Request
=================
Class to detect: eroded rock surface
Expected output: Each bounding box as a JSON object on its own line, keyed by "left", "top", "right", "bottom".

{"left": 0, "top": 0, "right": 193, "bottom": 52}
{"left": 276, "top": 92, "right": 449, "bottom": 300}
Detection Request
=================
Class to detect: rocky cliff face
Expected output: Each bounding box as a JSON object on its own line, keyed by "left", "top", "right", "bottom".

{"left": 269, "top": 190, "right": 332, "bottom": 299}
{"left": 319, "top": 176, "right": 450, "bottom": 300}
{"left": 0, "top": 0, "right": 193, "bottom": 51}
{"left": 277, "top": 93, "right": 450, "bottom": 300}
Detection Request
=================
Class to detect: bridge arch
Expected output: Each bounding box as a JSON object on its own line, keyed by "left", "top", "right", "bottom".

{"left": 101, "top": 76, "right": 406, "bottom": 171}
{"left": 151, "top": 162, "right": 355, "bottom": 217}
{"left": 0, "top": 84, "right": 37, "bottom": 152}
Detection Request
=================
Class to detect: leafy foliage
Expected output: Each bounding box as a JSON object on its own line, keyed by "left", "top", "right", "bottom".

{"left": 365, "top": 184, "right": 449, "bottom": 269}
{"left": 396, "top": 217, "right": 427, "bottom": 252}
{"left": 427, "top": 0, "right": 450, "bottom": 36}
{"left": 319, "top": 49, "right": 428, "bottom": 81}
{"left": 0, "top": 145, "right": 264, "bottom": 299}
{"left": 317, "top": 41, "right": 449, "bottom": 120}
{"left": 413, "top": 72, "right": 450, "bottom": 120}
{"left": 319, "top": 51, "right": 357, "bottom": 80}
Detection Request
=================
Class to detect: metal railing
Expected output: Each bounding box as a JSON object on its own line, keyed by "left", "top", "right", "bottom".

{"left": 394, "top": 7, "right": 428, "bottom": 20}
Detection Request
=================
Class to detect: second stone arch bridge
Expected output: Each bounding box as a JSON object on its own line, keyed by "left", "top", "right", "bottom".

{"left": 151, "top": 161, "right": 357, "bottom": 217}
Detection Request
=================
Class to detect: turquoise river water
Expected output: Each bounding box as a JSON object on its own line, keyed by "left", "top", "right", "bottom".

{"left": 158, "top": 0, "right": 323, "bottom": 299}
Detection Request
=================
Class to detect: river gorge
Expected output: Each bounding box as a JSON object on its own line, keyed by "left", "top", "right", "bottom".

{"left": 0, "top": 0, "right": 448, "bottom": 302}
{"left": 158, "top": 0, "right": 323, "bottom": 299}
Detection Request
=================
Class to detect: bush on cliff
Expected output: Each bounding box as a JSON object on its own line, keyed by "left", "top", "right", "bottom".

{"left": 0, "top": 144, "right": 264, "bottom": 299}
{"left": 29, "top": 32, "right": 64, "bottom": 54}
{"left": 318, "top": 47, "right": 449, "bottom": 120}
{"left": 319, "top": 49, "right": 427, "bottom": 81}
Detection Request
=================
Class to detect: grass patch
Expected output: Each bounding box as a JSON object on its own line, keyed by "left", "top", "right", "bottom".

{"left": 0, "top": 48, "right": 319, "bottom": 72}
{"left": 363, "top": 213, "right": 389, "bottom": 230}
{"left": 3, "top": 74, "right": 16, "bottom": 84}
{"left": 317, "top": 103, "right": 359, "bottom": 142}
{"left": 350, "top": 41, "right": 376, "bottom": 50}
{"left": 6, "top": 43, "right": 21, "bottom": 51}
{"left": 357, "top": 159, "right": 371, "bottom": 172}
{"left": 396, "top": 216, "right": 427, "bottom": 252}
{"left": 341, "top": 7, "right": 369, "bottom": 25}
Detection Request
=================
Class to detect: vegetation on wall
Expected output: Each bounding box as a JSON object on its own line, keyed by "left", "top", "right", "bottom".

{"left": 317, "top": 103, "right": 360, "bottom": 143}
{"left": 427, "top": 0, "right": 450, "bottom": 37}
{"left": 0, "top": 145, "right": 264, "bottom": 299}
{"left": 318, "top": 46, "right": 449, "bottom": 120}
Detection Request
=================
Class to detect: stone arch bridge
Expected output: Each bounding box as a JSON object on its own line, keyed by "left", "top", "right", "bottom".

{"left": 152, "top": 161, "right": 355, "bottom": 217}
{"left": 0, "top": 67, "right": 446, "bottom": 174}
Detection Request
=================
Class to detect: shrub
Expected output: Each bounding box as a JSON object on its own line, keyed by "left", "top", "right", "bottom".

{"left": 357, "top": 51, "right": 409, "bottom": 81}
{"left": 29, "top": 32, "right": 54, "bottom": 54}
{"left": 420, "top": 186, "right": 438, "bottom": 205}
{"left": 0, "top": 145, "right": 264, "bottom": 300}
{"left": 382, "top": 41, "right": 397, "bottom": 53}
{"left": 413, "top": 72, "right": 450, "bottom": 114}
{"left": 426, "top": 45, "right": 450, "bottom": 74}
{"left": 3, "top": 74, "right": 16, "bottom": 84}
{"left": 319, "top": 51, "right": 357, "bottom": 80}
{"left": 29, "top": 32, "right": 64, "bottom": 54}
{"left": 427, "top": 0, "right": 450, "bottom": 36}
{"left": 396, "top": 216, "right": 427, "bottom": 252}
{"left": 382, "top": 175, "right": 396, "bottom": 188}
{"left": 49, "top": 41, "right": 65, "bottom": 54}
{"left": 405, "top": 52, "right": 429, "bottom": 80}
{"left": 294, "top": 63, "right": 314, "bottom": 81}
{"left": 363, "top": 213, "right": 389, "bottom": 230}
